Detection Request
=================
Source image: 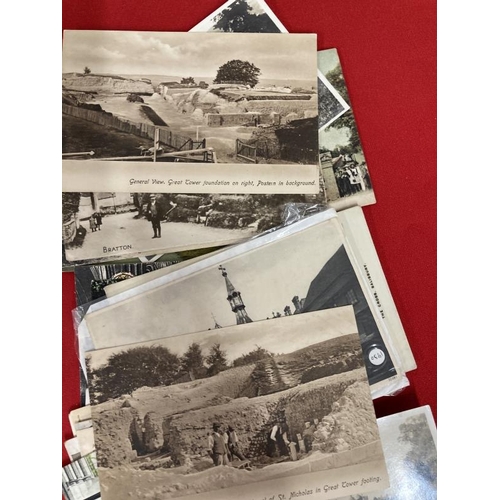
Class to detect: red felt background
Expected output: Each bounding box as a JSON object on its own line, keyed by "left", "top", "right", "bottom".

{"left": 61, "top": 0, "right": 436, "bottom": 466}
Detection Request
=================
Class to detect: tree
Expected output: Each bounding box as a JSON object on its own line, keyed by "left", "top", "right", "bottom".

{"left": 213, "top": 59, "right": 261, "bottom": 88}
{"left": 62, "top": 193, "right": 81, "bottom": 221}
{"left": 84, "top": 66, "right": 91, "bottom": 75}
{"left": 324, "top": 66, "right": 360, "bottom": 152}
{"left": 233, "top": 345, "right": 273, "bottom": 367}
{"left": 89, "top": 345, "right": 181, "bottom": 403}
{"left": 213, "top": 0, "right": 281, "bottom": 33}
{"left": 180, "top": 77, "right": 195, "bottom": 85}
{"left": 180, "top": 342, "right": 206, "bottom": 380}
{"left": 205, "top": 343, "right": 228, "bottom": 376}
{"left": 325, "top": 65, "right": 350, "bottom": 105}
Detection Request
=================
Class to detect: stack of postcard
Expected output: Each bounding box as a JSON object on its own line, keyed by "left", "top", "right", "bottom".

{"left": 62, "top": 401, "right": 436, "bottom": 500}
{"left": 61, "top": 2, "right": 375, "bottom": 270}
{"left": 62, "top": 1, "right": 434, "bottom": 499}
{"left": 65, "top": 207, "right": 418, "bottom": 500}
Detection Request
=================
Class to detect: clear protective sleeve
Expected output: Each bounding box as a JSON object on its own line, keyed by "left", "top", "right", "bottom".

{"left": 74, "top": 206, "right": 409, "bottom": 399}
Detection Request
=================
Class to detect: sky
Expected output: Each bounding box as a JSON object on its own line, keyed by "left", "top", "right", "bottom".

{"left": 87, "top": 306, "right": 357, "bottom": 370}
{"left": 62, "top": 30, "right": 317, "bottom": 81}
{"left": 320, "top": 126, "right": 351, "bottom": 150}
{"left": 213, "top": 0, "right": 266, "bottom": 18}
{"left": 86, "top": 218, "right": 347, "bottom": 350}
{"left": 317, "top": 48, "right": 340, "bottom": 76}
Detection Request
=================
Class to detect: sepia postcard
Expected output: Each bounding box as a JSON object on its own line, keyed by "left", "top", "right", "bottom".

{"left": 189, "top": 1, "right": 376, "bottom": 211}
{"left": 318, "top": 49, "right": 376, "bottom": 210}
{"left": 86, "top": 308, "right": 389, "bottom": 500}
{"left": 62, "top": 189, "right": 322, "bottom": 263}
{"left": 102, "top": 206, "right": 415, "bottom": 374}
{"left": 339, "top": 406, "right": 437, "bottom": 500}
{"left": 81, "top": 209, "right": 403, "bottom": 395}
{"left": 63, "top": 240, "right": 220, "bottom": 272}
{"left": 62, "top": 30, "right": 319, "bottom": 166}
{"left": 62, "top": 451, "right": 100, "bottom": 500}
{"left": 62, "top": 403, "right": 435, "bottom": 500}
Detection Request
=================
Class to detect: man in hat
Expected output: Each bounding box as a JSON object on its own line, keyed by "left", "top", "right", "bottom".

{"left": 145, "top": 195, "right": 176, "bottom": 239}
{"left": 146, "top": 194, "right": 163, "bottom": 238}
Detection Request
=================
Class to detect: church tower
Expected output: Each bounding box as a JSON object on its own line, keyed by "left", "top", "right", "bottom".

{"left": 218, "top": 265, "right": 252, "bottom": 324}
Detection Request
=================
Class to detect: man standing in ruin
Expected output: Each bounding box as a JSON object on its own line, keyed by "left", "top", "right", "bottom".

{"left": 211, "top": 423, "right": 229, "bottom": 466}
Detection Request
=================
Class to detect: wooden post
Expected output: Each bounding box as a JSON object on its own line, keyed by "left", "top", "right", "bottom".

{"left": 153, "top": 127, "right": 160, "bottom": 162}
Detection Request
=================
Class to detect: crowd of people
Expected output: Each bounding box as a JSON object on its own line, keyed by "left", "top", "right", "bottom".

{"left": 335, "top": 160, "right": 371, "bottom": 197}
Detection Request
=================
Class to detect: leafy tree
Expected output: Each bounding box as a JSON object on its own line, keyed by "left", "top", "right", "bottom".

{"left": 233, "top": 345, "right": 273, "bottom": 367}
{"left": 206, "top": 343, "right": 228, "bottom": 376}
{"left": 62, "top": 193, "right": 81, "bottom": 220}
{"left": 84, "top": 66, "right": 91, "bottom": 75}
{"left": 180, "top": 77, "right": 195, "bottom": 85}
{"left": 180, "top": 342, "right": 206, "bottom": 380}
{"left": 324, "top": 66, "right": 360, "bottom": 152}
{"left": 90, "top": 345, "right": 181, "bottom": 403}
{"left": 213, "top": 0, "right": 281, "bottom": 33}
{"left": 325, "top": 65, "right": 350, "bottom": 105}
{"left": 213, "top": 59, "right": 261, "bottom": 88}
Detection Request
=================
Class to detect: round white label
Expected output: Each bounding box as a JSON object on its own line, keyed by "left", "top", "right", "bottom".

{"left": 368, "top": 347, "right": 386, "bottom": 366}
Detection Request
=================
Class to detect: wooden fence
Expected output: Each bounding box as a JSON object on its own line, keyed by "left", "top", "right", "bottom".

{"left": 63, "top": 104, "right": 201, "bottom": 151}
{"left": 236, "top": 139, "right": 257, "bottom": 163}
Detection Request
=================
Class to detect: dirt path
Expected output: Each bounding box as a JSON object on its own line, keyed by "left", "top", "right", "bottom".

{"left": 65, "top": 212, "right": 255, "bottom": 261}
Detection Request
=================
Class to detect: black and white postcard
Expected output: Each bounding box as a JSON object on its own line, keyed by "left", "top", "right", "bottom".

{"left": 191, "top": 0, "right": 287, "bottom": 33}
{"left": 62, "top": 30, "right": 319, "bottom": 165}
{"left": 82, "top": 210, "right": 403, "bottom": 394}
{"left": 339, "top": 406, "right": 437, "bottom": 500}
{"left": 318, "top": 49, "right": 376, "bottom": 210}
{"left": 86, "top": 308, "right": 389, "bottom": 500}
{"left": 75, "top": 262, "right": 181, "bottom": 306}
{"left": 62, "top": 190, "right": 321, "bottom": 263}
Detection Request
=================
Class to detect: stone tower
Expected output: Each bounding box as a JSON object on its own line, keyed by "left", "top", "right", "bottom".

{"left": 218, "top": 265, "right": 252, "bottom": 324}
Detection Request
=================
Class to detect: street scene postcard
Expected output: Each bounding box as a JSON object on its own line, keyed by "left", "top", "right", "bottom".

{"left": 86, "top": 308, "right": 389, "bottom": 500}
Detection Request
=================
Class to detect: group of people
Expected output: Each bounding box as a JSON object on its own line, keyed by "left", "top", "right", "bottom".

{"left": 206, "top": 417, "right": 320, "bottom": 468}
{"left": 88, "top": 212, "right": 103, "bottom": 232}
{"left": 207, "top": 423, "right": 247, "bottom": 466}
{"left": 335, "top": 163, "right": 369, "bottom": 197}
